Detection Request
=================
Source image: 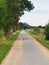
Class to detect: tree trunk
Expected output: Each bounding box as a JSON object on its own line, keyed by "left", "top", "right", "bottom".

{"left": 4, "top": 31, "right": 10, "bottom": 39}
{"left": 12, "top": 25, "right": 16, "bottom": 32}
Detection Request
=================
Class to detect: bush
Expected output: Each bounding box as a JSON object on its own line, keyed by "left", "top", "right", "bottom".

{"left": 33, "top": 27, "right": 40, "bottom": 34}
{"left": 45, "top": 23, "right": 49, "bottom": 40}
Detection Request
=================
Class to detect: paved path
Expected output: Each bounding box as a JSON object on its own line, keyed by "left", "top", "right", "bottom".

{"left": 1, "top": 31, "right": 49, "bottom": 65}
{"left": 19, "top": 31, "right": 49, "bottom": 65}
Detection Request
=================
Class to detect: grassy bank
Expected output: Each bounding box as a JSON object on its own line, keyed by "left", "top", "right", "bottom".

{"left": 0, "top": 31, "right": 20, "bottom": 63}
{"left": 27, "top": 30, "right": 49, "bottom": 49}
{"left": 0, "top": 30, "right": 4, "bottom": 47}
{"left": 0, "top": 30, "right": 4, "bottom": 39}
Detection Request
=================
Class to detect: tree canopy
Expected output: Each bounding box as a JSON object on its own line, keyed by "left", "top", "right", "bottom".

{"left": 0, "top": 0, "right": 34, "bottom": 38}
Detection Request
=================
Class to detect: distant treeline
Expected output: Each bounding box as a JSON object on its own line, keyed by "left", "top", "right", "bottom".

{"left": 18, "top": 22, "right": 45, "bottom": 30}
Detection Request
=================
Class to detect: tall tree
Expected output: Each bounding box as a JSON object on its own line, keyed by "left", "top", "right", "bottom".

{"left": 6, "top": 0, "right": 34, "bottom": 32}
{"left": 0, "top": 0, "right": 6, "bottom": 30}
{"left": 2, "top": 1, "right": 12, "bottom": 38}
{"left": 0, "top": 8, "right": 3, "bottom": 30}
{"left": 5, "top": 0, "right": 20, "bottom": 32}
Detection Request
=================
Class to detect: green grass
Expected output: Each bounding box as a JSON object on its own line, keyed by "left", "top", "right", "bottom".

{"left": 27, "top": 30, "right": 49, "bottom": 49}
{"left": 0, "top": 31, "right": 20, "bottom": 63}
{"left": 0, "top": 30, "right": 4, "bottom": 39}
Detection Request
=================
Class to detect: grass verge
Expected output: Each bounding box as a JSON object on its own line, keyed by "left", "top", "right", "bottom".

{"left": 0, "top": 30, "right": 4, "bottom": 39}
{"left": 27, "top": 30, "right": 49, "bottom": 49}
{"left": 0, "top": 31, "right": 20, "bottom": 63}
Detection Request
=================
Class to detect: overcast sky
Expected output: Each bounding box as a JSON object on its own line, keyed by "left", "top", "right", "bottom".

{"left": 19, "top": 0, "right": 49, "bottom": 26}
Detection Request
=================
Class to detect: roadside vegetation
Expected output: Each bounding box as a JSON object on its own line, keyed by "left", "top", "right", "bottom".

{"left": 27, "top": 24, "right": 49, "bottom": 49}
{"left": 0, "top": 0, "right": 34, "bottom": 63}
{"left": 0, "top": 30, "right": 4, "bottom": 39}
{"left": 0, "top": 0, "right": 34, "bottom": 39}
{"left": 0, "top": 31, "right": 20, "bottom": 63}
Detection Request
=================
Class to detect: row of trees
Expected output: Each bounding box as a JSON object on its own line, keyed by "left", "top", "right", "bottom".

{"left": 0, "top": 0, "right": 34, "bottom": 39}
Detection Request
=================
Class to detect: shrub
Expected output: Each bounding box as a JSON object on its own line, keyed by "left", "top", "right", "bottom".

{"left": 33, "top": 27, "right": 40, "bottom": 34}
{"left": 45, "top": 23, "right": 49, "bottom": 40}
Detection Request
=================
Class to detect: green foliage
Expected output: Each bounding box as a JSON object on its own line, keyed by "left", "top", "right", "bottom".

{"left": 0, "top": 0, "right": 6, "bottom": 29}
{"left": 20, "top": 0, "right": 34, "bottom": 11}
{"left": 0, "top": 31, "right": 20, "bottom": 63}
{"left": 45, "top": 23, "right": 49, "bottom": 40}
{"left": 0, "top": 0, "right": 34, "bottom": 38}
{"left": 5, "top": 0, "right": 34, "bottom": 32}
{"left": 0, "top": 30, "right": 4, "bottom": 39}
{"left": 33, "top": 27, "right": 40, "bottom": 34}
{"left": 18, "top": 22, "right": 29, "bottom": 30}
{"left": 34, "top": 27, "right": 39, "bottom": 31}
{"left": 18, "top": 22, "right": 24, "bottom": 30}
{"left": 27, "top": 30, "right": 49, "bottom": 49}
{"left": 0, "top": 8, "right": 3, "bottom": 30}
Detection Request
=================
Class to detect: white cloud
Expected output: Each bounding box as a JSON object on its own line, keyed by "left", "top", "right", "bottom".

{"left": 19, "top": 0, "right": 49, "bottom": 26}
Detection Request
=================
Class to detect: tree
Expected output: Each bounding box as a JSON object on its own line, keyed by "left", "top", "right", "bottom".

{"left": 0, "top": 0, "right": 6, "bottom": 29}
{"left": 6, "top": 0, "right": 34, "bottom": 32}
{"left": 0, "top": 0, "right": 11, "bottom": 38}
{"left": 18, "top": 22, "right": 24, "bottom": 30}
{"left": 45, "top": 23, "right": 49, "bottom": 40}
{"left": 2, "top": 2, "right": 12, "bottom": 38}
{"left": 3, "top": 15, "right": 11, "bottom": 38}
{"left": 0, "top": 8, "right": 3, "bottom": 30}
{"left": 33, "top": 27, "right": 40, "bottom": 34}
{"left": 20, "top": 0, "right": 34, "bottom": 11}
{"left": 0, "top": 0, "right": 34, "bottom": 38}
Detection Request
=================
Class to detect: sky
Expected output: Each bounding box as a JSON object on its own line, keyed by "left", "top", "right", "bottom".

{"left": 19, "top": 0, "right": 49, "bottom": 26}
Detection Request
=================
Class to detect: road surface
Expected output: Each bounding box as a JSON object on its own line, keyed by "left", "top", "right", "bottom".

{"left": 1, "top": 31, "right": 49, "bottom": 65}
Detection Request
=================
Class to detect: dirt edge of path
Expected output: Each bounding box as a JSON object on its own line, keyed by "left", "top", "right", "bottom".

{"left": 33, "top": 38, "right": 49, "bottom": 59}
{"left": 1, "top": 40, "right": 23, "bottom": 65}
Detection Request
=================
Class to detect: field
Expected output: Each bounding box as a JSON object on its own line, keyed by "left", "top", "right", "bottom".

{"left": 27, "top": 29, "right": 49, "bottom": 49}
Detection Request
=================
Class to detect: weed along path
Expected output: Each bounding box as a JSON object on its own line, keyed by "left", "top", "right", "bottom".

{"left": 1, "top": 31, "right": 49, "bottom": 65}
{"left": 1, "top": 40, "right": 23, "bottom": 65}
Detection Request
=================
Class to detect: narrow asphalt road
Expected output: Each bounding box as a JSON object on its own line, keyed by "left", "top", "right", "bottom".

{"left": 1, "top": 31, "right": 49, "bottom": 65}
{"left": 18, "top": 31, "right": 49, "bottom": 65}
